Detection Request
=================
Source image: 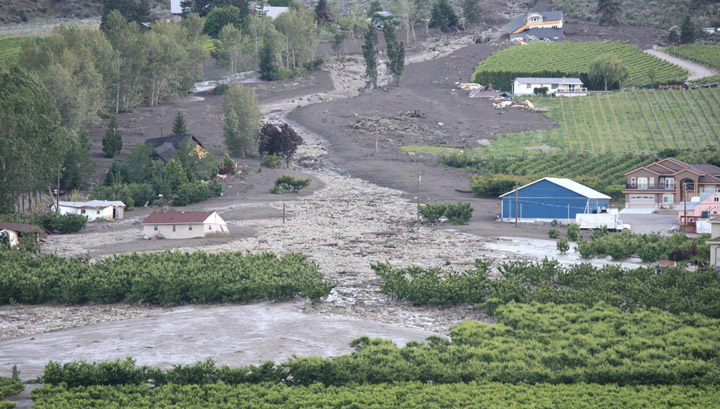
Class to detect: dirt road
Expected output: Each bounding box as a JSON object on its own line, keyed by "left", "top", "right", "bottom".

{"left": 644, "top": 49, "right": 718, "bottom": 80}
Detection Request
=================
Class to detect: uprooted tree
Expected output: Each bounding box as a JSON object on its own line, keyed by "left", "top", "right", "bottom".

{"left": 259, "top": 122, "right": 303, "bottom": 167}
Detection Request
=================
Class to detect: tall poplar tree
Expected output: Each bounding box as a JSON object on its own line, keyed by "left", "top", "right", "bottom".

{"left": 362, "top": 23, "right": 378, "bottom": 88}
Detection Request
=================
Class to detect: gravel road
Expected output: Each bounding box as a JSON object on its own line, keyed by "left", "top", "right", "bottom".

{"left": 644, "top": 49, "right": 718, "bottom": 80}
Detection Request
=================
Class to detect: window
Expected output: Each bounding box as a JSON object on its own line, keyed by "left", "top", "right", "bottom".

{"left": 666, "top": 178, "right": 675, "bottom": 189}
{"left": 663, "top": 193, "right": 674, "bottom": 203}
{"left": 638, "top": 178, "right": 648, "bottom": 189}
{"left": 172, "top": 225, "right": 176, "bottom": 232}
{"left": 209, "top": 225, "right": 212, "bottom": 230}
{"left": 96, "top": 210, "right": 101, "bottom": 215}
{"left": 715, "top": 197, "right": 719, "bottom": 202}
{"left": 154, "top": 225, "right": 158, "bottom": 231}
{"left": 551, "top": 84, "right": 558, "bottom": 89}
{"left": 631, "top": 177, "right": 636, "bottom": 187}
{"left": 527, "top": 84, "right": 532, "bottom": 89}
{"left": 189, "top": 225, "right": 193, "bottom": 230}
{"left": 649, "top": 177, "right": 654, "bottom": 187}
{"left": 81, "top": 209, "right": 86, "bottom": 214}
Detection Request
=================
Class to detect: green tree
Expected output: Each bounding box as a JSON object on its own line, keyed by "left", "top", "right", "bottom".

{"left": 315, "top": 0, "right": 330, "bottom": 23}
{"left": 165, "top": 159, "right": 188, "bottom": 191}
{"left": 596, "top": 0, "right": 622, "bottom": 26}
{"left": 101, "top": 0, "right": 150, "bottom": 30}
{"left": 204, "top": 6, "right": 244, "bottom": 38}
{"left": 172, "top": 112, "right": 187, "bottom": 135}
{"left": 214, "top": 24, "right": 245, "bottom": 74}
{"left": 557, "top": 238, "right": 570, "bottom": 254}
{"left": 668, "top": 26, "right": 680, "bottom": 44}
{"left": 589, "top": 55, "right": 628, "bottom": 91}
{"left": 462, "top": 0, "right": 483, "bottom": 26}
{"left": 0, "top": 67, "right": 69, "bottom": 212}
{"left": 429, "top": 0, "right": 458, "bottom": 31}
{"left": 175, "top": 137, "right": 218, "bottom": 180}
{"left": 259, "top": 40, "right": 279, "bottom": 80}
{"left": 362, "top": 23, "right": 378, "bottom": 88}
{"left": 102, "top": 116, "right": 123, "bottom": 158}
{"left": 383, "top": 23, "right": 405, "bottom": 86}
{"left": 61, "top": 132, "right": 96, "bottom": 190}
{"left": 273, "top": 9, "right": 318, "bottom": 72}
{"left": 680, "top": 16, "right": 696, "bottom": 44}
{"left": 223, "top": 84, "right": 261, "bottom": 157}
{"left": 259, "top": 122, "right": 303, "bottom": 166}
{"left": 367, "top": 0, "right": 383, "bottom": 17}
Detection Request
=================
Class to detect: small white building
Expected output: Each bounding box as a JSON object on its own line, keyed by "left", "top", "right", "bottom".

{"left": 170, "top": 0, "right": 182, "bottom": 22}
{"left": 142, "top": 210, "right": 229, "bottom": 239}
{"left": 53, "top": 200, "right": 126, "bottom": 221}
{"left": 512, "top": 77, "right": 587, "bottom": 97}
{"left": 708, "top": 219, "right": 720, "bottom": 267}
{"left": 0, "top": 222, "right": 50, "bottom": 247}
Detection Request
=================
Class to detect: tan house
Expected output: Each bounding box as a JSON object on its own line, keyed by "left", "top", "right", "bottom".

{"left": 623, "top": 158, "right": 720, "bottom": 208}
{"left": 142, "top": 210, "right": 229, "bottom": 239}
{"left": 708, "top": 219, "right": 720, "bottom": 267}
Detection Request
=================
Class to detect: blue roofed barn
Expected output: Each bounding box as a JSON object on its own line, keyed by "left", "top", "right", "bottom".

{"left": 500, "top": 177, "right": 610, "bottom": 223}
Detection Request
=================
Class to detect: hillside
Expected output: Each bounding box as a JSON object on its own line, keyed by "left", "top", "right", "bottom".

{"left": 0, "top": 0, "right": 167, "bottom": 24}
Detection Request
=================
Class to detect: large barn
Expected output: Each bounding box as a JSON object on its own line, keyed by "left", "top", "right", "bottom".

{"left": 500, "top": 177, "right": 610, "bottom": 223}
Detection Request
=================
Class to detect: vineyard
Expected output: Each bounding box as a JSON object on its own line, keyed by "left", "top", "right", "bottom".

{"left": 29, "top": 381, "right": 720, "bottom": 409}
{"left": 0, "top": 249, "right": 334, "bottom": 305}
{"left": 0, "top": 37, "right": 29, "bottom": 64}
{"left": 470, "top": 42, "right": 687, "bottom": 91}
{"left": 373, "top": 258, "right": 720, "bottom": 317}
{"left": 665, "top": 44, "right": 720, "bottom": 70}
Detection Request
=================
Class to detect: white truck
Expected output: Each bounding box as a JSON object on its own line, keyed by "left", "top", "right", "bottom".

{"left": 575, "top": 210, "right": 631, "bottom": 231}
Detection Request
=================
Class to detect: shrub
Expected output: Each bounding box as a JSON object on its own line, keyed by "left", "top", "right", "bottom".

{"left": 548, "top": 228, "right": 559, "bottom": 239}
{"left": 557, "top": 238, "right": 570, "bottom": 254}
{"left": 533, "top": 87, "right": 548, "bottom": 96}
{"left": 212, "top": 84, "right": 229, "bottom": 95}
{"left": 470, "top": 174, "right": 531, "bottom": 197}
{"left": 270, "top": 175, "right": 311, "bottom": 194}
{"left": 420, "top": 202, "right": 473, "bottom": 225}
{"left": 32, "top": 213, "right": 86, "bottom": 234}
{"left": 276, "top": 67, "right": 293, "bottom": 81}
{"left": 172, "top": 180, "right": 222, "bottom": 206}
{"left": 566, "top": 223, "right": 580, "bottom": 241}
{"left": 260, "top": 154, "right": 282, "bottom": 169}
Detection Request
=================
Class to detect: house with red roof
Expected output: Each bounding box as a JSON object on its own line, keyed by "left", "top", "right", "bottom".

{"left": 623, "top": 158, "right": 720, "bottom": 208}
{"left": 141, "top": 210, "right": 229, "bottom": 239}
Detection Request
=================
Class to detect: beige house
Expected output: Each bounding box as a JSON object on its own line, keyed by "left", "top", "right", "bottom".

{"left": 0, "top": 222, "right": 50, "bottom": 247}
{"left": 142, "top": 210, "right": 229, "bottom": 239}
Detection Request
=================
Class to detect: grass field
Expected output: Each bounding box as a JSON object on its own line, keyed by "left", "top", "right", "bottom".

{"left": 471, "top": 42, "right": 688, "bottom": 91}
{"left": 406, "top": 89, "right": 720, "bottom": 158}
{"left": 0, "top": 36, "right": 29, "bottom": 64}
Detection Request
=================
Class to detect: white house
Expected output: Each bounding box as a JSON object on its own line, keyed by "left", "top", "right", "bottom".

{"left": 53, "top": 200, "right": 126, "bottom": 221}
{"left": 512, "top": 77, "right": 587, "bottom": 97}
{"left": 253, "top": 6, "right": 289, "bottom": 19}
{"left": 170, "top": 0, "right": 182, "bottom": 22}
{"left": 504, "top": 11, "right": 564, "bottom": 42}
{"left": 142, "top": 210, "right": 229, "bottom": 239}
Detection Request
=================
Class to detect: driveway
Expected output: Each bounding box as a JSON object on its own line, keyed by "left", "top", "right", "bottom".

{"left": 618, "top": 212, "right": 678, "bottom": 235}
{"left": 644, "top": 49, "right": 718, "bottom": 80}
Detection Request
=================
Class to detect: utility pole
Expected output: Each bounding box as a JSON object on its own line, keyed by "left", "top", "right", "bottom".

{"left": 683, "top": 182, "right": 687, "bottom": 233}
{"left": 416, "top": 170, "right": 421, "bottom": 223}
{"left": 515, "top": 183, "right": 519, "bottom": 227}
{"left": 56, "top": 164, "right": 62, "bottom": 213}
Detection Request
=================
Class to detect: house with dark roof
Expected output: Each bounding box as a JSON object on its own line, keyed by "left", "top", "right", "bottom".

{"left": 504, "top": 11, "right": 564, "bottom": 42}
{"left": 623, "top": 158, "right": 720, "bottom": 208}
{"left": 0, "top": 222, "right": 50, "bottom": 247}
{"left": 145, "top": 134, "right": 205, "bottom": 164}
{"left": 142, "top": 210, "right": 229, "bottom": 239}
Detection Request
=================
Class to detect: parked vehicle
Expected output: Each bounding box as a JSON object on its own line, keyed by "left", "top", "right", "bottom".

{"left": 576, "top": 210, "right": 631, "bottom": 231}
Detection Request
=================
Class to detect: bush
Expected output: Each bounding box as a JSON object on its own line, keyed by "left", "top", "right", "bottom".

{"left": 172, "top": 180, "right": 222, "bottom": 206}
{"left": 533, "top": 86, "right": 548, "bottom": 96}
{"left": 212, "top": 84, "right": 229, "bottom": 95}
{"left": 304, "top": 57, "right": 324, "bottom": 72}
{"left": 260, "top": 154, "right": 282, "bottom": 169}
{"left": 420, "top": 202, "right": 473, "bottom": 225}
{"left": 557, "top": 238, "right": 569, "bottom": 254}
{"left": 270, "top": 175, "right": 311, "bottom": 194}
{"left": 32, "top": 213, "right": 86, "bottom": 234}
{"left": 566, "top": 223, "right": 580, "bottom": 241}
{"left": 275, "top": 67, "right": 293, "bottom": 81}
{"left": 548, "top": 228, "right": 559, "bottom": 239}
{"left": 470, "top": 174, "right": 532, "bottom": 197}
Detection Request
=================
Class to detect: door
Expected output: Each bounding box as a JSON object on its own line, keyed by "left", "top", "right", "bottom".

{"left": 628, "top": 194, "right": 656, "bottom": 208}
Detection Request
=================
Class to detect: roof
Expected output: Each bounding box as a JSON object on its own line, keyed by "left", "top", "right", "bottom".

{"left": 0, "top": 222, "right": 50, "bottom": 234}
{"left": 625, "top": 158, "right": 720, "bottom": 177}
{"left": 515, "top": 77, "right": 583, "bottom": 85}
{"left": 679, "top": 192, "right": 720, "bottom": 210}
{"left": 145, "top": 134, "right": 203, "bottom": 163}
{"left": 503, "top": 11, "right": 563, "bottom": 33}
{"left": 257, "top": 6, "right": 289, "bottom": 19}
{"left": 510, "top": 27, "right": 564, "bottom": 40}
{"left": 59, "top": 200, "right": 126, "bottom": 208}
{"left": 142, "top": 211, "right": 214, "bottom": 225}
{"left": 500, "top": 177, "right": 611, "bottom": 199}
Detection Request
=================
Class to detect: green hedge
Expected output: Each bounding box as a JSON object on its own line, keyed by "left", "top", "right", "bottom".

{"left": 0, "top": 250, "right": 334, "bottom": 305}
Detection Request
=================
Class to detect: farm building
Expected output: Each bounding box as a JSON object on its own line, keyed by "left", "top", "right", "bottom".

{"left": 512, "top": 77, "right": 587, "bottom": 96}
{"left": 504, "top": 11, "right": 563, "bottom": 42}
{"left": 0, "top": 222, "right": 49, "bottom": 247}
{"left": 500, "top": 177, "right": 610, "bottom": 223}
{"left": 142, "top": 210, "right": 229, "bottom": 239}
{"left": 53, "top": 200, "right": 126, "bottom": 221}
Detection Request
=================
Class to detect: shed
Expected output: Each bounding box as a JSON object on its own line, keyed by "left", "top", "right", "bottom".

{"left": 54, "top": 200, "right": 126, "bottom": 221}
{"left": 500, "top": 177, "right": 611, "bottom": 223}
{"left": 142, "top": 210, "right": 229, "bottom": 239}
{"left": 0, "top": 222, "right": 50, "bottom": 247}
